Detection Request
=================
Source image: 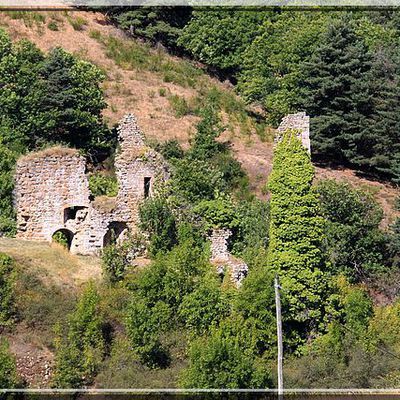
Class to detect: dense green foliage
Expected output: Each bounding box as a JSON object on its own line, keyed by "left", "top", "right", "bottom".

{"left": 267, "top": 131, "right": 330, "bottom": 345}
{"left": 89, "top": 173, "right": 118, "bottom": 197}
{"left": 317, "top": 180, "right": 388, "bottom": 281}
{"left": 0, "top": 339, "right": 18, "bottom": 388}
{"left": 53, "top": 283, "right": 106, "bottom": 388}
{"left": 0, "top": 253, "right": 16, "bottom": 329}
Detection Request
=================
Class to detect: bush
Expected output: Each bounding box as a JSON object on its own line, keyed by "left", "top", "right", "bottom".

{"left": 101, "top": 234, "right": 145, "bottom": 283}
{"left": 125, "top": 297, "right": 172, "bottom": 368}
{"left": 139, "top": 197, "right": 177, "bottom": 256}
{"left": 180, "top": 316, "right": 272, "bottom": 389}
{"left": 178, "top": 273, "right": 231, "bottom": 336}
{"left": 89, "top": 173, "right": 118, "bottom": 197}
{"left": 0, "top": 253, "right": 16, "bottom": 329}
{"left": 0, "top": 338, "right": 18, "bottom": 388}
{"left": 125, "top": 239, "right": 211, "bottom": 367}
{"left": 52, "top": 283, "right": 106, "bottom": 388}
{"left": 316, "top": 179, "right": 388, "bottom": 280}
{"left": 52, "top": 231, "right": 69, "bottom": 248}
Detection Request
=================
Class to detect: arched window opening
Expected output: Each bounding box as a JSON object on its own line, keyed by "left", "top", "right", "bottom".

{"left": 52, "top": 229, "right": 74, "bottom": 250}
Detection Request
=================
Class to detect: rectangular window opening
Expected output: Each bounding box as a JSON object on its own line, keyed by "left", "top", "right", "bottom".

{"left": 144, "top": 177, "right": 151, "bottom": 199}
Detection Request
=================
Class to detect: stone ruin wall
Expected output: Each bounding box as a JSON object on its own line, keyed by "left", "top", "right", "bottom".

{"left": 277, "top": 111, "right": 311, "bottom": 153}
{"left": 115, "top": 114, "right": 169, "bottom": 232}
{"left": 209, "top": 228, "right": 248, "bottom": 287}
{"left": 15, "top": 150, "right": 91, "bottom": 243}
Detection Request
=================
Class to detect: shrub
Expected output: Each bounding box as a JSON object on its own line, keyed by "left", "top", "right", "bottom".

{"left": 178, "top": 273, "right": 231, "bottom": 336}
{"left": 156, "top": 139, "right": 184, "bottom": 161}
{"left": 0, "top": 253, "right": 16, "bottom": 329}
{"left": 180, "top": 316, "right": 272, "bottom": 389}
{"left": 47, "top": 21, "right": 58, "bottom": 31}
{"left": 168, "top": 94, "right": 191, "bottom": 117}
{"left": 193, "top": 193, "right": 239, "bottom": 231}
{"left": 89, "top": 173, "right": 118, "bottom": 197}
{"left": 0, "top": 338, "right": 18, "bottom": 388}
{"left": 52, "top": 283, "right": 106, "bottom": 388}
{"left": 139, "top": 197, "right": 177, "bottom": 256}
{"left": 125, "top": 297, "right": 171, "bottom": 368}
{"left": 101, "top": 234, "right": 145, "bottom": 284}
{"left": 52, "top": 231, "right": 69, "bottom": 248}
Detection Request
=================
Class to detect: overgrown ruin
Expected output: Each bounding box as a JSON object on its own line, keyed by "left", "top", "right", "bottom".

{"left": 14, "top": 111, "right": 310, "bottom": 285}
{"left": 14, "top": 114, "right": 169, "bottom": 256}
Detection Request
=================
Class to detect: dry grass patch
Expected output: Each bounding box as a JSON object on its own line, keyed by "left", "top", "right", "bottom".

{"left": 0, "top": 237, "right": 101, "bottom": 289}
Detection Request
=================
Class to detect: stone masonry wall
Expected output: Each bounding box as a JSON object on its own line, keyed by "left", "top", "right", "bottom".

{"left": 14, "top": 149, "right": 90, "bottom": 243}
{"left": 209, "top": 228, "right": 248, "bottom": 287}
{"left": 115, "top": 114, "right": 169, "bottom": 232}
{"left": 277, "top": 112, "right": 311, "bottom": 153}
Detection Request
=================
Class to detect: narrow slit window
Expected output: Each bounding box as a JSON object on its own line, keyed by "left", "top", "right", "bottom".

{"left": 144, "top": 177, "right": 151, "bottom": 198}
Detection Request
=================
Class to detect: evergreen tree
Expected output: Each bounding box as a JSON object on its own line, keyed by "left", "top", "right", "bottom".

{"left": 267, "top": 130, "right": 330, "bottom": 346}
{"left": 299, "top": 18, "right": 375, "bottom": 164}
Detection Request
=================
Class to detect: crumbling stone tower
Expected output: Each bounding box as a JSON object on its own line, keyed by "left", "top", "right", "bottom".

{"left": 114, "top": 114, "right": 169, "bottom": 232}
{"left": 14, "top": 148, "right": 91, "bottom": 248}
{"left": 277, "top": 112, "right": 311, "bottom": 153}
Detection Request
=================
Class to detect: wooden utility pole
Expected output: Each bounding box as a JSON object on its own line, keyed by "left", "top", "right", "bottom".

{"left": 274, "top": 275, "right": 283, "bottom": 397}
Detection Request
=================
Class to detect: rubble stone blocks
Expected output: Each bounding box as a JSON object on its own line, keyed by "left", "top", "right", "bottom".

{"left": 14, "top": 114, "right": 169, "bottom": 256}
{"left": 277, "top": 111, "right": 311, "bottom": 153}
{"left": 209, "top": 228, "right": 248, "bottom": 287}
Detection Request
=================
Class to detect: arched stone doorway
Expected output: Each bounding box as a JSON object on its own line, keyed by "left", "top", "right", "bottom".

{"left": 103, "top": 222, "right": 128, "bottom": 248}
{"left": 52, "top": 229, "right": 74, "bottom": 250}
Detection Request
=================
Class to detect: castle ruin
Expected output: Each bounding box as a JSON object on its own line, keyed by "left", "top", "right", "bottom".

{"left": 13, "top": 111, "right": 310, "bottom": 285}
{"left": 14, "top": 114, "right": 169, "bottom": 256}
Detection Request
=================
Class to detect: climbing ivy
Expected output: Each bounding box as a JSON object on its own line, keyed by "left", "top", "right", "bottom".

{"left": 267, "top": 130, "right": 331, "bottom": 347}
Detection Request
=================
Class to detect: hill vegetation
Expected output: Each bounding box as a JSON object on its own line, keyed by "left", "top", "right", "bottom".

{"left": 0, "top": 9, "right": 400, "bottom": 390}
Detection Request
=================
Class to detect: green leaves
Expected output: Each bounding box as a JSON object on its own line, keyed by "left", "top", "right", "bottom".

{"left": 267, "top": 130, "right": 330, "bottom": 346}
{"left": 53, "top": 283, "right": 105, "bottom": 388}
{"left": 0, "top": 253, "right": 16, "bottom": 329}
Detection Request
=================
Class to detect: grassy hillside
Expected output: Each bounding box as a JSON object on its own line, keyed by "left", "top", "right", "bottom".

{"left": 1, "top": 10, "right": 397, "bottom": 224}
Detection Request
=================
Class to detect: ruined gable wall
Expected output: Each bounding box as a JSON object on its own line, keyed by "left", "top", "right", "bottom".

{"left": 277, "top": 112, "right": 311, "bottom": 153}
{"left": 14, "top": 149, "right": 90, "bottom": 241}
{"left": 114, "top": 114, "right": 169, "bottom": 231}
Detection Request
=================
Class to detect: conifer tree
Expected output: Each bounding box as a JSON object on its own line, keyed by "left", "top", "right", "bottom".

{"left": 299, "top": 18, "right": 375, "bottom": 164}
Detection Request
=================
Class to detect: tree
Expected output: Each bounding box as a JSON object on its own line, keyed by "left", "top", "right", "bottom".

{"left": 0, "top": 143, "right": 17, "bottom": 235}
{"left": 0, "top": 338, "right": 18, "bottom": 388}
{"left": 180, "top": 316, "right": 272, "bottom": 389}
{"left": 238, "top": 12, "right": 330, "bottom": 124}
{"left": 267, "top": 130, "right": 330, "bottom": 346}
{"left": 179, "top": 11, "right": 269, "bottom": 73}
{"left": 0, "top": 253, "right": 16, "bottom": 329}
{"left": 111, "top": 7, "right": 192, "bottom": 50}
{"left": 316, "top": 179, "right": 388, "bottom": 281}
{"left": 139, "top": 196, "right": 177, "bottom": 256}
{"left": 299, "top": 18, "right": 375, "bottom": 164}
{"left": 53, "top": 283, "right": 105, "bottom": 388}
